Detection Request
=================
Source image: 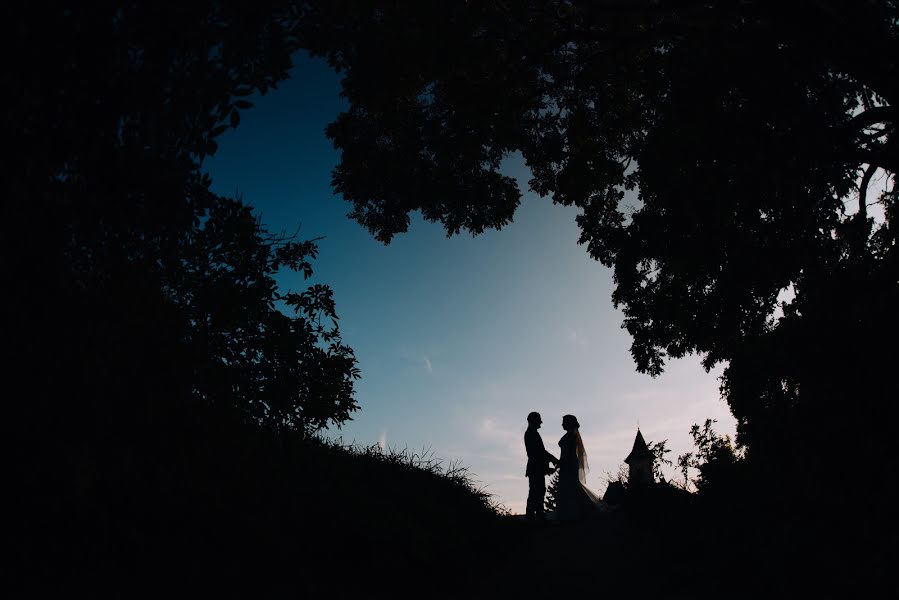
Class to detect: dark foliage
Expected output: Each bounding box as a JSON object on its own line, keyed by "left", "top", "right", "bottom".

{"left": 544, "top": 469, "right": 560, "bottom": 512}
{"left": 676, "top": 419, "right": 740, "bottom": 493}
{"left": 9, "top": 2, "right": 898, "bottom": 594}
{"left": 646, "top": 438, "right": 672, "bottom": 482}
{"left": 601, "top": 480, "right": 626, "bottom": 507}
{"left": 299, "top": 0, "right": 897, "bottom": 455}
{"left": 5, "top": 4, "right": 365, "bottom": 592}
{"left": 6, "top": 2, "right": 360, "bottom": 435}
{"left": 297, "top": 1, "right": 898, "bottom": 589}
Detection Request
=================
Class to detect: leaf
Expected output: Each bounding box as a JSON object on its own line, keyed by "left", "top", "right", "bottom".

{"left": 230, "top": 109, "right": 240, "bottom": 128}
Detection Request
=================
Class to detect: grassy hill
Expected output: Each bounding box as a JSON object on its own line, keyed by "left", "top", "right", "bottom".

{"left": 13, "top": 406, "right": 889, "bottom": 597}
{"left": 13, "top": 408, "right": 517, "bottom": 595}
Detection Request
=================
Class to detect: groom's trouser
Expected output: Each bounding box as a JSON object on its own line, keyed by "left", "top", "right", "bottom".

{"left": 526, "top": 475, "right": 546, "bottom": 519}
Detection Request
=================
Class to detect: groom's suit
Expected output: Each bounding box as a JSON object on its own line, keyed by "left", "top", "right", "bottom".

{"left": 524, "top": 425, "right": 556, "bottom": 520}
{"left": 525, "top": 426, "right": 555, "bottom": 477}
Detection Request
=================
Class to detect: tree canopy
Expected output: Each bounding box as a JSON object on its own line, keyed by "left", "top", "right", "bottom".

{"left": 299, "top": 0, "right": 897, "bottom": 455}
{"left": 7, "top": 3, "right": 359, "bottom": 440}
{"left": 8, "top": 3, "right": 895, "bottom": 591}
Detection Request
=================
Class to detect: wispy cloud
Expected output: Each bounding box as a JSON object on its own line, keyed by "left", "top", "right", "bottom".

{"left": 478, "top": 417, "right": 499, "bottom": 437}
{"left": 477, "top": 417, "right": 517, "bottom": 443}
{"left": 476, "top": 416, "right": 526, "bottom": 461}
{"left": 377, "top": 429, "right": 387, "bottom": 451}
{"left": 400, "top": 345, "right": 435, "bottom": 374}
{"left": 566, "top": 328, "right": 588, "bottom": 346}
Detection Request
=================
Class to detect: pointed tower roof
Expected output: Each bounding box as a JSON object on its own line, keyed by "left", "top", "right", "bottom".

{"left": 624, "top": 429, "right": 654, "bottom": 464}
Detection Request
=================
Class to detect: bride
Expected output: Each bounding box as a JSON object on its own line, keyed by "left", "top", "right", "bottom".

{"left": 556, "top": 414, "right": 605, "bottom": 521}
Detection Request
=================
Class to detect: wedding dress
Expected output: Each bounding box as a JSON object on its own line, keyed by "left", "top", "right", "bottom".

{"left": 556, "top": 429, "right": 606, "bottom": 521}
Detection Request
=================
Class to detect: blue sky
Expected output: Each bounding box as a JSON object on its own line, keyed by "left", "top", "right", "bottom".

{"left": 204, "top": 52, "right": 736, "bottom": 513}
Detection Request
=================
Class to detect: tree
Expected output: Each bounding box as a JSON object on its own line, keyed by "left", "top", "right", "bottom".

{"left": 676, "top": 420, "right": 740, "bottom": 492}
{"left": 7, "top": 3, "right": 358, "bottom": 438}
{"left": 544, "top": 469, "right": 561, "bottom": 512}
{"left": 647, "top": 439, "right": 672, "bottom": 483}
{"left": 605, "top": 463, "right": 630, "bottom": 488}
{"left": 298, "top": 1, "right": 897, "bottom": 463}
{"left": 7, "top": 6, "right": 365, "bottom": 587}
{"left": 177, "top": 200, "right": 360, "bottom": 434}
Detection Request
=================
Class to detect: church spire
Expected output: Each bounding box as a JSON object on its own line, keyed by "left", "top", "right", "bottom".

{"left": 625, "top": 428, "right": 653, "bottom": 464}
{"left": 624, "top": 428, "right": 654, "bottom": 486}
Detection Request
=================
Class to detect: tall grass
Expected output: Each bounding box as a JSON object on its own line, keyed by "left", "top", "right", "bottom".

{"left": 14, "top": 406, "right": 519, "bottom": 594}
{"left": 316, "top": 435, "right": 508, "bottom": 515}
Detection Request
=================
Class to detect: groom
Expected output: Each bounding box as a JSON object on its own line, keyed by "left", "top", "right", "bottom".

{"left": 524, "top": 411, "right": 558, "bottom": 522}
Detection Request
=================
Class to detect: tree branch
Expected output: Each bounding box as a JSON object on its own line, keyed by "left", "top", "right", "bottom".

{"left": 848, "top": 106, "right": 895, "bottom": 132}
{"left": 853, "top": 148, "right": 899, "bottom": 176}
{"left": 858, "top": 164, "right": 875, "bottom": 221}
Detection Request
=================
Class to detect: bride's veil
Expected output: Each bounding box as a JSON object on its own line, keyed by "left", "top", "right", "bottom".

{"left": 574, "top": 428, "right": 604, "bottom": 505}
{"left": 574, "top": 429, "right": 589, "bottom": 485}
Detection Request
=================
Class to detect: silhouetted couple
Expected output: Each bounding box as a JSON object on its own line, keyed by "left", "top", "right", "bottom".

{"left": 524, "top": 412, "right": 605, "bottom": 522}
